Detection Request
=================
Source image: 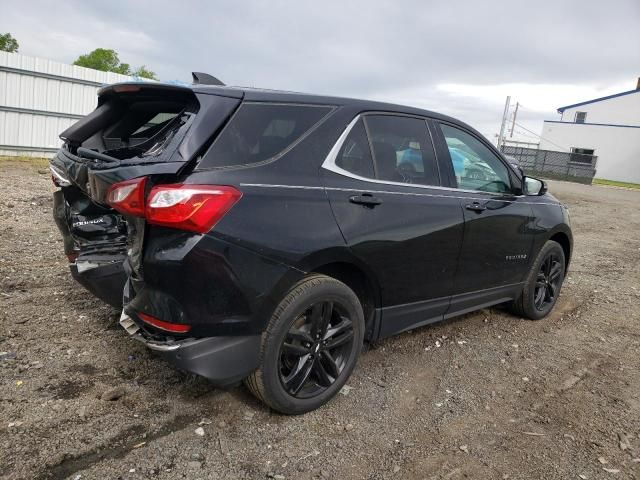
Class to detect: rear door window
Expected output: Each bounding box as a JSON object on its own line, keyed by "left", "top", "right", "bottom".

{"left": 334, "top": 119, "right": 375, "bottom": 179}
{"left": 364, "top": 115, "right": 439, "bottom": 186}
{"left": 200, "top": 103, "right": 332, "bottom": 168}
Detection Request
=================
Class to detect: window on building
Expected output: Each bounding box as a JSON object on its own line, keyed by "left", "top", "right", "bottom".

{"left": 574, "top": 111, "right": 587, "bottom": 123}
{"left": 570, "top": 147, "right": 595, "bottom": 164}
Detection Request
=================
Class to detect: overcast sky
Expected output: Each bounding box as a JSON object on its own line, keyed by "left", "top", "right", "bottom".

{"left": 3, "top": 0, "right": 639, "bottom": 143}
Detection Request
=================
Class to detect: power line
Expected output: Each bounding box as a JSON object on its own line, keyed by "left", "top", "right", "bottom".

{"left": 499, "top": 100, "right": 569, "bottom": 152}
{"left": 513, "top": 128, "right": 539, "bottom": 140}
{"left": 514, "top": 122, "right": 569, "bottom": 152}
{"left": 512, "top": 122, "right": 542, "bottom": 138}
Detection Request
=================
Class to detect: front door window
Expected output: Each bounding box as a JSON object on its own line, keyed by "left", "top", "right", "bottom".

{"left": 439, "top": 124, "right": 511, "bottom": 193}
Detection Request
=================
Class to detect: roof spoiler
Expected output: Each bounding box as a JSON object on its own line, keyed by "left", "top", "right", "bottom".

{"left": 192, "top": 72, "right": 225, "bottom": 86}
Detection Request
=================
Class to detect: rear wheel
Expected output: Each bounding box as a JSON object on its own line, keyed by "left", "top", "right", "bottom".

{"left": 510, "top": 240, "right": 565, "bottom": 320}
{"left": 245, "top": 274, "right": 364, "bottom": 414}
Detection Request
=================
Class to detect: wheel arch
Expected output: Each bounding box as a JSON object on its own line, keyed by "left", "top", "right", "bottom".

{"left": 308, "top": 259, "right": 381, "bottom": 341}
{"left": 549, "top": 231, "right": 572, "bottom": 271}
{"left": 258, "top": 248, "right": 382, "bottom": 340}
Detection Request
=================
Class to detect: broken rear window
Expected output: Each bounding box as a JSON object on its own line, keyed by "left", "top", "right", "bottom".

{"left": 97, "top": 100, "right": 193, "bottom": 158}
{"left": 199, "top": 103, "right": 332, "bottom": 168}
{"left": 61, "top": 87, "right": 198, "bottom": 161}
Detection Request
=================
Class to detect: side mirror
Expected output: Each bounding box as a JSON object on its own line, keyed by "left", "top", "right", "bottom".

{"left": 523, "top": 176, "right": 547, "bottom": 196}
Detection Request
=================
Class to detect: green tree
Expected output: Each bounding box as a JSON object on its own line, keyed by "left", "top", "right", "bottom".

{"left": 131, "top": 65, "right": 157, "bottom": 80}
{"left": 73, "top": 48, "right": 158, "bottom": 80}
{"left": 73, "top": 48, "right": 131, "bottom": 75}
{"left": 0, "top": 33, "right": 19, "bottom": 53}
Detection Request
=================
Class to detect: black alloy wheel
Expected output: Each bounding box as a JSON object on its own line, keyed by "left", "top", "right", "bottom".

{"left": 533, "top": 252, "right": 563, "bottom": 311}
{"left": 279, "top": 300, "right": 355, "bottom": 398}
{"left": 245, "top": 274, "right": 364, "bottom": 414}
{"left": 510, "top": 240, "right": 566, "bottom": 320}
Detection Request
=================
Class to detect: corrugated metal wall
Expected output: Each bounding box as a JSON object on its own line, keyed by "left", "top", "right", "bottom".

{"left": 0, "top": 51, "right": 144, "bottom": 157}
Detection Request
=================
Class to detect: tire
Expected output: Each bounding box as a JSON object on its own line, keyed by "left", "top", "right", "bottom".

{"left": 510, "top": 240, "right": 566, "bottom": 320}
{"left": 245, "top": 274, "right": 365, "bottom": 414}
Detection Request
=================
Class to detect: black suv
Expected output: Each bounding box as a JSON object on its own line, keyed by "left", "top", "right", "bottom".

{"left": 51, "top": 79, "right": 572, "bottom": 414}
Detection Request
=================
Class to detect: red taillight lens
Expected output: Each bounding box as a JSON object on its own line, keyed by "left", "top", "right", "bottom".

{"left": 146, "top": 184, "right": 242, "bottom": 233}
{"left": 137, "top": 312, "right": 191, "bottom": 333}
{"left": 106, "top": 177, "right": 146, "bottom": 217}
{"left": 105, "top": 178, "right": 241, "bottom": 233}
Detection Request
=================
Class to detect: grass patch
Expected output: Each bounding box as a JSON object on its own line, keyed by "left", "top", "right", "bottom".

{"left": 0, "top": 155, "right": 50, "bottom": 169}
{"left": 593, "top": 178, "right": 640, "bottom": 190}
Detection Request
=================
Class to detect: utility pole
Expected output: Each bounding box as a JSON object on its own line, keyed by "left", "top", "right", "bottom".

{"left": 509, "top": 102, "right": 519, "bottom": 138}
{"left": 497, "top": 96, "right": 511, "bottom": 150}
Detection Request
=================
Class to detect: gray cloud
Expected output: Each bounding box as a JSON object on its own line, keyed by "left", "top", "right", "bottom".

{"left": 3, "top": 0, "right": 639, "bottom": 138}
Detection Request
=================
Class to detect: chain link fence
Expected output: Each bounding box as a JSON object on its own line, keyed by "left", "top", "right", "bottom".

{"left": 501, "top": 145, "right": 598, "bottom": 184}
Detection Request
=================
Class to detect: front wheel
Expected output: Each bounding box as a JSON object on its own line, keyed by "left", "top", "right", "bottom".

{"left": 510, "top": 240, "right": 566, "bottom": 320}
{"left": 245, "top": 274, "right": 364, "bottom": 414}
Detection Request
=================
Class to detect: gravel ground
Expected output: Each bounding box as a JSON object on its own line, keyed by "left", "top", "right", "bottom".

{"left": 1, "top": 160, "right": 639, "bottom": 480}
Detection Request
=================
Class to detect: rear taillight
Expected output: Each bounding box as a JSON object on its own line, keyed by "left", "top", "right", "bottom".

{"left": 105, "top": 178, "right": 241, "bottom": 234}
{"left": 106, "top": 177, "right": 146, "bottom": 217}
{"left": 146, "top": 184, "right": 242, "bottom": 233}
{"left": 137, "top": 312, "right": 191, "bottom": 333}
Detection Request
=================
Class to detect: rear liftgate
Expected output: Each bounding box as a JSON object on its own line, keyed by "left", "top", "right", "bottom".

{"left": 50, "top": 81, "right": 241, "bottom": 307}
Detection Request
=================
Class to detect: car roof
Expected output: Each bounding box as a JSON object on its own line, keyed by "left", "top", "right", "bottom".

{"left": 192, "top": 84, "right": 461, "bottom": 124}
{"left": 100, "top": 81, "right": 479, "bottom": 137}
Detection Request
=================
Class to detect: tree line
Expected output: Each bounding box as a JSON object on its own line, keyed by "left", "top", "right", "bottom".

{"left": 0, "top": 32, "right": 157, "bottom": 80}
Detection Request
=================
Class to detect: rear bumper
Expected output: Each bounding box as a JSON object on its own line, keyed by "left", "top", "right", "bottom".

{"left": 70, "top": 258, "right": 127, "bottom": 308}
{"left": 120, "top": 312, "right": 261, "bottom": 386}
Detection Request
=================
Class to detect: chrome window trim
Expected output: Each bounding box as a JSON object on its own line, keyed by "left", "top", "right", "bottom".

{"left": 321, "top": 113, "right": 524, "bottom": 198}
{"left": 239, "top": 182, "right": 560, "bottom": 206}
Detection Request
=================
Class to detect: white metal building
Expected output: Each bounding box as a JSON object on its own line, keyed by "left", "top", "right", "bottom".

{"left": 539, "top": 81, "right": 640, "bottom": 183}
{"left": 0, "top": 51, "right": 144, "bottom": 157}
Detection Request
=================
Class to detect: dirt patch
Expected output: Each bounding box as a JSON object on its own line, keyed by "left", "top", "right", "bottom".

{"left": 36, "top": 379, "right": 95, "bottom": 400}
{"left": 1, "top": 160, "right": 639, "bottom": 479}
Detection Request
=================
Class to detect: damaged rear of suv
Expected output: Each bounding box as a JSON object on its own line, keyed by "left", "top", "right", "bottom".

{"left": 52, "top": 82, "right": 240, "bottom": 307}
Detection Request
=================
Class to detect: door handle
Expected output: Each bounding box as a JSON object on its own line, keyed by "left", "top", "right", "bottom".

{"left": 465, "top": 201, "right": 486, "bottom": 212}
{"left": 349, "top": 193, "right": 382, "bottom": 207}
